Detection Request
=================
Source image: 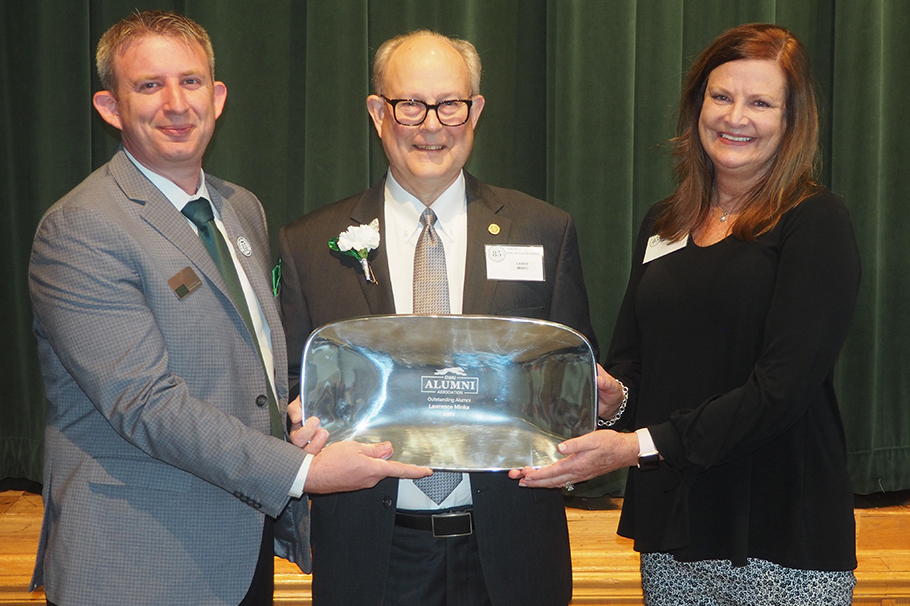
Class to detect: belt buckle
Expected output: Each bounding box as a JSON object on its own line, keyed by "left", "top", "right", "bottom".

{"left": 431, "top": 511, "right": 473, "bottom": 538}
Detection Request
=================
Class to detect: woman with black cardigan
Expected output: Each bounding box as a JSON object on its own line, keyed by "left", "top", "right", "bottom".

{"left": 511, "top": 23, "right": 860, "bottom": 605}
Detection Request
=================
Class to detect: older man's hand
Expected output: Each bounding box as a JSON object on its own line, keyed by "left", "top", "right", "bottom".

{"left": 287, "top": 397, "right": 329, "bottom": 455}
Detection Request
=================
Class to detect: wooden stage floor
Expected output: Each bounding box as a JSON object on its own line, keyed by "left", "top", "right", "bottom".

{"left": 2, "top": 484, "right": 908, "bottom": 605}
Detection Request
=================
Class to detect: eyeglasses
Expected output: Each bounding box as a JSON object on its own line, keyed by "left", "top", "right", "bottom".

{"left": 381, "top": 96, "right": 474, "bottom": 127}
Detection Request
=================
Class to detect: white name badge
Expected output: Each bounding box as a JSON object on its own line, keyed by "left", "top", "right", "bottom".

{"left": 485, "top": 245, "right": 545, "bottom": 281}
{"left": 642, "top": 234, "right": 688, "bottom": 264}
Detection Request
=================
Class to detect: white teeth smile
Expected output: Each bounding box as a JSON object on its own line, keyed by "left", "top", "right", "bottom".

{"left": 416, "top": 145, "right": 444, "bottom": 150}
{"left": 720, "top": 133, "right": 753, "bottom": 142}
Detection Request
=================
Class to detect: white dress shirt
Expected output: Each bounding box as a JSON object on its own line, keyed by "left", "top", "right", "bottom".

{"left": 383, "top": 170, "right": 473, "bottom": 510}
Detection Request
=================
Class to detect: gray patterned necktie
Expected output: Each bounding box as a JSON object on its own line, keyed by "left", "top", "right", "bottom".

{"left": 411, "top": 207, "right": 461, "bottom": 504}
{"left": 412, "top": 208, "right": 450, "bottom": 315}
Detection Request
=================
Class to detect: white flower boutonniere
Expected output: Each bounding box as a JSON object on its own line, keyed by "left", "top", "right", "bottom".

{"left": 329, "top": 219, "right": 380, "bottom": 283}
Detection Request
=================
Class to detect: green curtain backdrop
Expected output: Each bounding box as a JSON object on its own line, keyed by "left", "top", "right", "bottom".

{"left": 2, "top": 0, "right": 907, "bottom": 495}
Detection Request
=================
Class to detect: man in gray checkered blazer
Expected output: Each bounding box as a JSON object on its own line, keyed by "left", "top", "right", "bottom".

{"left": 27, "top": 11, "right": 428, "bottom": 606}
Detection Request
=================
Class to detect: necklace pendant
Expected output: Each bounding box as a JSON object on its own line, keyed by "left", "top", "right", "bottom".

{"left": 720, "top": 215, "right": 727, "bottom": 222}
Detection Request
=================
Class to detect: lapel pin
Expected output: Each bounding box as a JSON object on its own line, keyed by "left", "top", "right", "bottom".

{"left": 488, "top": 223, "right": 501, "bottom": 235}
{"left": 236, "top": 236, "right": 252, "bottom": 257}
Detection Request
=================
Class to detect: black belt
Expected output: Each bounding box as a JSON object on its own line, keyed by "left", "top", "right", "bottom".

{"left": 395, "top": 509, "right": 473, "bottom": 537}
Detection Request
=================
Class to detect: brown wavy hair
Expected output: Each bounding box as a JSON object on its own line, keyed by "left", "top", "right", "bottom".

{"left": 654, "top": 23, "right": 821, "bottom": 241}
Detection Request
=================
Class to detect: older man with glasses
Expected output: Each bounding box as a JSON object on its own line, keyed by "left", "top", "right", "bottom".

{"left": 278, "top": 30, "right": 598, "bottom": 606}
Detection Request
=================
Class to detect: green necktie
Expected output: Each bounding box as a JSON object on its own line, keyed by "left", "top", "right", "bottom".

{"left": 181, "top": 198, "right": 284, "bottom": 439}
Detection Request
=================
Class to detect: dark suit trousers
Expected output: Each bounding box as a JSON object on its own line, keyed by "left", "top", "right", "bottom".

{"left": 382, "top": 523, "right": 493, "bottom": 606}
{"left": 239, "top": 516, "right": 275, "bottom": 606}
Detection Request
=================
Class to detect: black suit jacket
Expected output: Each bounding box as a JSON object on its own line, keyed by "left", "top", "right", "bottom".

{"left": 277, "top": 172, "right": 597, "bottom": 606}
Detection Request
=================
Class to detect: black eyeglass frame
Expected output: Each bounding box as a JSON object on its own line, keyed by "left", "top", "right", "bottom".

{"left": 381, "top": 95, "right": 475, "bottom": 127}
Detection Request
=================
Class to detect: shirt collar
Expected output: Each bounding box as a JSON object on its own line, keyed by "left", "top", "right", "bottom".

{"left": 385, "top": 170, "right": 466, "bottom": 236}
{"left": 123, "top": 148, "right": 212, "bottom": 214}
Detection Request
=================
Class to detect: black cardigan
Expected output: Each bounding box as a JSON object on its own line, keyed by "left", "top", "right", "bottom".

{"left": 607, "top": 189, "right": 860, "bottom": 571}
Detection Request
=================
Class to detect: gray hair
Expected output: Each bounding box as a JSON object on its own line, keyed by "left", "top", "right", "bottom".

{"left": 373, "top": 30, "right": 481, "bottom": 96}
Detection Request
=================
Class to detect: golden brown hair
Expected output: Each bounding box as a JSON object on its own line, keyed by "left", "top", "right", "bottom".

{"left": 96, "top": 10, "right": 215, "bottom": 94}
{"left": 654, "top": 23, "right": 821, "bottom": 241}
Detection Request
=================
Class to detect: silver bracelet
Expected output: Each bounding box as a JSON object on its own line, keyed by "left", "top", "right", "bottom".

{"left": 597, "top": 379, "right": 628, "bottom": 428}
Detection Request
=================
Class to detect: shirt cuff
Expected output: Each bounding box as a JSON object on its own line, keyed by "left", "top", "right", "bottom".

{"left": 635, "top": 427, "right": 657, "bottom": 456}
{"left": 288, "top": 453, "right": 314, "bottom": 498}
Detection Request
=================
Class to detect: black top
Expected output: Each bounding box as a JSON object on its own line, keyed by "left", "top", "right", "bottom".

{"left": 607, "top": 189, "right": 860, "bottom": 571}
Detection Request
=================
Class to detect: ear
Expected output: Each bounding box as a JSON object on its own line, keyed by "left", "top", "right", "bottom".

{"left": 469, "top": 95, "right": 485, "bottom": 128}
{"left": 93, "top": 90, "right": 123, "bottom": 131}
{"left": 366, "top": 95, "right": 386, "bottom": 137}
{"left": 213, "top": 81, "right": 227, "bottom": 119}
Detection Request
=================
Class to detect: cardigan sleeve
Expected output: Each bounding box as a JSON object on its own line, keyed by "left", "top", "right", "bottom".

{"left": 649, "top": 193, "right": 861, "bottom": 472}
{"left": 602, "top": 204, "right": 662, "bottom": 431}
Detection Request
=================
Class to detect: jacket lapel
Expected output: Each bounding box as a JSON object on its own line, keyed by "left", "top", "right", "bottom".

{"left": 463, "top": 173, "right": 511, "bottom": 314}
{"left": 109, "top": 151, "right": 246, "bottom": 323}
{"left": 208, "top": 185, "right": 271, "bottom": 313}
{"left": 350, "top": 179, "right": 396, "bottom": 315}
{"left": 349, "top": 173, "right": 505, "bottom": 316}
{"left": 211, "top": 184, "right": 289, "bottom": 397}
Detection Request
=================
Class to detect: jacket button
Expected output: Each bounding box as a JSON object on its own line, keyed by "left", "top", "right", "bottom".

{"left": 382, "top": 496, "right": 393, "bottom": 507}
{"left": 255, "top": 395, "right": 268, "bottom": 407}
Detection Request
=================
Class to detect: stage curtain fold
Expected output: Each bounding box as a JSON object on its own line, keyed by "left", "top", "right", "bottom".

{"left": 2, "top": 0, "right": 907, "bottom": 495}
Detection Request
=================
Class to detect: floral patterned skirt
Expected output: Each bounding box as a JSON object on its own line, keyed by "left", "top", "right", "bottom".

{"left": 640, "top": 552, "right": 855, "bottom": 606}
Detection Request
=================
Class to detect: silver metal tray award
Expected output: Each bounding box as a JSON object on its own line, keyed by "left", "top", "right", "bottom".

{"left": 301, "top": 315, "right": 596, "bottom": 471}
